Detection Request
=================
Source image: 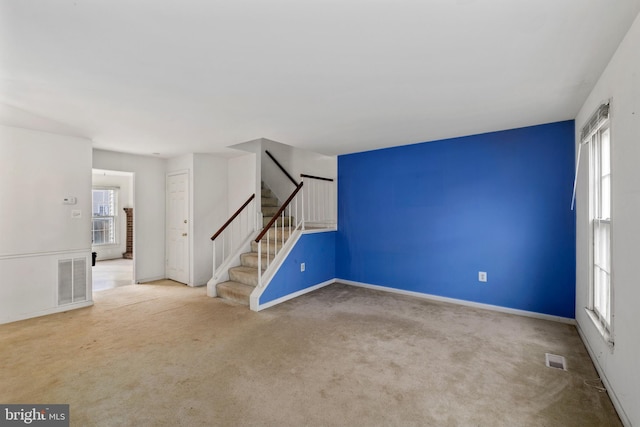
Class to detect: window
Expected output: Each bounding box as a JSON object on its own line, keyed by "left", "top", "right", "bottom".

{"left": 584, "top": 105, "right": 612, "bottom": 341}
{"left": 92, "top": 188, "right": 118, "bottom": 245}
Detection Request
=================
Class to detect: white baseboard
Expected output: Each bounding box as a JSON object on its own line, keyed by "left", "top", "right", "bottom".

{"left": 302, "top": 226, "right": 337, "bottom": 234}
{"left": 256, "top": 278, "right": 336, "bottom": 311}
{"left": 136, "top": 275, "right": 167, "bottom": 284}
{"left": 0, "top": 300, "right": 94, "bottom": 325}
{"left": 338, "top": 279, "right": 576, "bottom": 325}
{"left": 575, "top": 322, "right": 630, "bottom": 426}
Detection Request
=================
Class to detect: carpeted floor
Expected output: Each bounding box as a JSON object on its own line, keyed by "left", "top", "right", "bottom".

{"left": 0, "top": 281, "right": 621, "bottom": 426}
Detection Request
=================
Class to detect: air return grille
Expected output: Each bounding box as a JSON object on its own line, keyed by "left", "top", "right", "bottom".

{"left": 545, "top": 353, "right": 567, "bottom": 370}
{"left": 58, "top": 258, "right": 87, "bottom": 305}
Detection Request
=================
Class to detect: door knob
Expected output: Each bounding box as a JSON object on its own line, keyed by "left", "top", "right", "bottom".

{"left": 182, "top": 233, "right": 187, "bottom": 237}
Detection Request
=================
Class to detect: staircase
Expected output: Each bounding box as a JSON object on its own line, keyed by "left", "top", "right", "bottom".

{"left": 216, "top": 182, "right": 292, "bottom": 305}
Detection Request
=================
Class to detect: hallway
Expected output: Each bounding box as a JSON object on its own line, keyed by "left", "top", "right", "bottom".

{"left": 92, "top": 258, "right": 133, "bottom": 292}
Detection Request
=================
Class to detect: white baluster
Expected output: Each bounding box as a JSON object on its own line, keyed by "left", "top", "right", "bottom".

{"left": 212, "top": 240, "right": 217, "bottom": 279}
{"left": 257, "top": 238, "right": 262, "bottom": 287}
{"left": 301, "top": 186, "right": 305, "bottom": 231}
{"left": 222, "top": 235, "right": 226, "bottom": 265}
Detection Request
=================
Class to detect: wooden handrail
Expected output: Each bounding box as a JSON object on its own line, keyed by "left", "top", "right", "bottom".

{"left": 265, "top": 150, "right": 299, "bottom": 187}
{"left": 301, "top": 173, "right": 334, "bottom": 182}
{"left": 211, "top": 194, "right": 255, "bottom": 240}
{"left": 255, "top": 183, "right": 303, "bottom": 242}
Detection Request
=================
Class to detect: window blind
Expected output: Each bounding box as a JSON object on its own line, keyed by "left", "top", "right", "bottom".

{"left": 580, "top": 103, "right": 610, "bottom": 142}
{"left": 571, "top": 103, "right": 610, "bottom": 211}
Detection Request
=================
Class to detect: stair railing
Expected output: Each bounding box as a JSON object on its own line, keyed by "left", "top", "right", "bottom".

{"left": 265, "top": 150, "right": 299, "bottom": 187}
{"left": 301, "top": 174, "right": 336, "bottom": 228}
{"left": 255, "top": 182, "right": 304, "bottom": 287}
{"left": 210, "top": 194, "right": 257, "bottom": 280}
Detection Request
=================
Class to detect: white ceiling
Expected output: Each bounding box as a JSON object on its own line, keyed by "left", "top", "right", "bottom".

{"left": 1, "top": 0, "right": 639, "bottom": 158}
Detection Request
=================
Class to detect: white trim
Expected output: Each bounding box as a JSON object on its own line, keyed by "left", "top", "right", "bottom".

{"left": 576, "top": 322, "right": 630, "bottom": 427}
{"left": 584, "top": 307, "right": 615, "bottom": 348}
{"left": 302, "top": 227, "right": 337, "bottom": 234}
{"left": 136, "top": 275, "right": 167, "bottom": 284}
{"left": 256, "top": 279, "right": 336, "bottom": 311}
{"left": 338, "top": 279, "right": 576, "bottom": 325}
{"left": 588, "top": 121, "right": 614, "bottom": 339}
{"left": 0, "top": 300, "right": 94, "bottom": 325}
{"left": 0, "top": 248, "right": 93, "bottom": 260}
{"left": 92, "top": 185, "right": 121, "bottom": 190}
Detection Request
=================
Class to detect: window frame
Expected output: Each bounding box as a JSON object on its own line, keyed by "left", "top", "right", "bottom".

{"left": 587, "top": 120, "right": 614, "bottom": 345}
{"left": 92, "top": 187, "right": 119, "bottom": 246}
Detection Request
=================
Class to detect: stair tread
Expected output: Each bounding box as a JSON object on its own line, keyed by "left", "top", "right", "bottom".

{"left": 241, "top": 251, "right": 274, "bottom": 259}
{"left": 217, "top": 280, "right": 255, "bottom": 290}
{"left": 241, "top": 252, "right": 274, "bottom": 270}
{"left": 251, "top": 241, "right": 285, "bottom": 251}
{"left": 260, "top": 228, "right": 292, "bottom": 239}
{"left": 230, "top": 265, "right": 258, "bottom": 272}
{"left": 229, "top": 265, "right": 259, "bottom": 287}
{"left": 262, "top": 206, "right": 281, "bottom": 215}
{"left": 261, "top": 196, "right": 278, "bottom": 207}
{"left": 262, "top": 216, "right": 293, "bottom": 227}
{"left": 216, "top": 281, "right": 254, "bottom": 305}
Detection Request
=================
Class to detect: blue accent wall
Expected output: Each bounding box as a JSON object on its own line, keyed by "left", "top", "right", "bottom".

{"left": 336, "top": 121, "right": 576, "bottom": 318}
{"left": 260, "top": 232, "right": 336, "bottom": 305}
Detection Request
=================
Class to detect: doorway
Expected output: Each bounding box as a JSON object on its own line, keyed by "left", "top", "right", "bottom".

{"left": 91, "top": 169, "right": 135, "bottom": 291}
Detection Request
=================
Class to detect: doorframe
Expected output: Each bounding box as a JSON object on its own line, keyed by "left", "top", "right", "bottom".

{"left": 90, "top": 168, "right": 136, "bottom": 289}
{"left": 166, "top": 169, "right": 191, "bottom": 285}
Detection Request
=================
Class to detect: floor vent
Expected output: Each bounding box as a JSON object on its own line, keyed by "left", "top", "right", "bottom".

{"left": 545, "top": 353, "right": 567, "bottom": 370}
{"left": 58, "top": 257, "right": 88, "bottom": 305}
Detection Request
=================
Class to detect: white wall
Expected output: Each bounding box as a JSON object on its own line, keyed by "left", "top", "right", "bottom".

{"left": 575, "top": 12, "right": 640, "bottom": 427}
{"left": 91, "top": 170, "right": 133, "bottom": 260}
{"left": 193, "top": 154, "right": 228, "bottom": 286}
{"left": 228, "top": 153, "right": 256, "bottom": 216}
{"left": 93, "top": 149, "right": 166, "bottom": 283}
{"left": 0, "top": 125, "right": 93, "bottom": 323}
{"left": 228, "top": 139, "right": 263, "bottom": 203}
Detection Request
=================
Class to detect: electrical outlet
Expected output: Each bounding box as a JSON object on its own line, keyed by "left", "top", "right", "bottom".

{"left": 300, "top": 262, "right": 305, "bottom": 272}
{"left": 478, "top": 271, "right": 487, "bottom": 282}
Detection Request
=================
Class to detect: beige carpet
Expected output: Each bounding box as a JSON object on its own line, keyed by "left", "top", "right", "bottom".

{"left": 0, "top": 281, "right": 621, "bottom": 426}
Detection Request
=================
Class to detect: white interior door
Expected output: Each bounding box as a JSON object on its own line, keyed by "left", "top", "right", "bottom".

{"left": 167, "top": 172, "right": 189, "bottom": 284}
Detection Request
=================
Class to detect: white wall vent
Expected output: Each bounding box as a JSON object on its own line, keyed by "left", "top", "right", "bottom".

{"left": 58, "top": 257, "right": 87, "bottom": 305}
{"left": 545, "top": 353, "right": 567, "bottom": 370}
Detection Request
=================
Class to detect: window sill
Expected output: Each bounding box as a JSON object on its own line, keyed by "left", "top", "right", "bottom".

{"left": 584, "top": 308, "right": 615, "bottom": 350}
